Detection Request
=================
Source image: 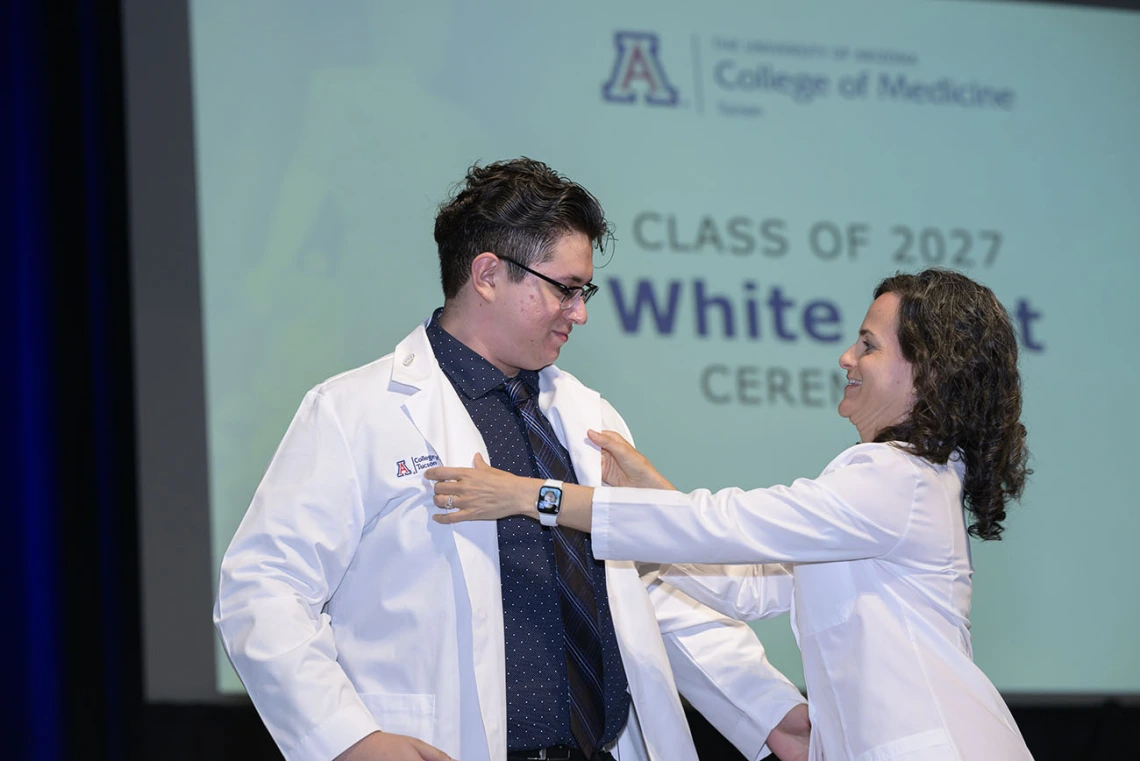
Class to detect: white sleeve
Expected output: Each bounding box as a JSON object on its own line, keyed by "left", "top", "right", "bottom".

{"left": 659, "top": 563, "right": 794, "bottom": 622}
{"left": 213, "top": 389, "right": 378, "bottom": 761}
{"left": 593, "top": 444, "right": 920, "bottom": 565}
{"left": 644, "top": 566, "right": 804, "bottom": 760}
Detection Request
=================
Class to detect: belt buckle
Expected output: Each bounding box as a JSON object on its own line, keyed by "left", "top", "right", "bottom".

{"left": 535, "top": 748, "right": 572, "bottom": 760}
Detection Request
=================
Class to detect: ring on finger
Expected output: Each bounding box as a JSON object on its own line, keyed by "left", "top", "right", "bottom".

{"left": 445, "top": 494, "right": 454, "bottom": 509}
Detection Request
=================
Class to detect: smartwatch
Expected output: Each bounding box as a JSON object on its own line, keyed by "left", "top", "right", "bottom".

{"left": 536, "top": 479, "right": 563, "bottom": 527}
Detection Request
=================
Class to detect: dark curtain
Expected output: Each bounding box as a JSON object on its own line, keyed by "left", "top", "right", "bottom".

{"left": 4, "top": 2, "right": 140, "bottom": 759}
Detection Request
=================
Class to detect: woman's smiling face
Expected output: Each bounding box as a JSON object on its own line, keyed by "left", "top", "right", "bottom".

{"left": 838, "top": 292, "right": 916, "bottom": 442}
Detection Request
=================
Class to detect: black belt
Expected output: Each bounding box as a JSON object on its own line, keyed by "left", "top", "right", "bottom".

{"left": 506, "top": 748, "right": 615, "bottom": 761}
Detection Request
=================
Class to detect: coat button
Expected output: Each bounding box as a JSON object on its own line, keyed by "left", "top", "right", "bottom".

{"left": 402, "top": 353, "right": 415, "bottom": 366}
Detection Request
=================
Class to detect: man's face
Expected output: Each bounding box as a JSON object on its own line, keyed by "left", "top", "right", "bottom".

{"left": 485, "top": 231, "right": 593, "bottom": 376}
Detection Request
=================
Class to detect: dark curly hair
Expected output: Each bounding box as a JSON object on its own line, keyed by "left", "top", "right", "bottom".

{"left": 433, "top": 158, "right": 612, "bottom": 299}
{"left": 873, "top": 268, "right": 1031, "bottom": 540}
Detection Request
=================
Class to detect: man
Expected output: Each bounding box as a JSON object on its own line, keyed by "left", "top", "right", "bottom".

{"left": 214, "top": 158, "right": 808, "bottom": 761}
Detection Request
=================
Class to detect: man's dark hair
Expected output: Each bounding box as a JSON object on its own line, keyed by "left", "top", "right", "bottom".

{"left": 433, "top": 158, "right": 612, "bottom": 299}
{"left": 874, "top": 268, "right": 1031, "bottom": 541}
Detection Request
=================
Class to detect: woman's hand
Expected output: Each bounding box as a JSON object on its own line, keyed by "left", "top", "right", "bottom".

{"left": 587, "top": 430, "right": 676, "bottom": 490}
{"left": 424, "top": 453, "right": 539, "bottom": 524}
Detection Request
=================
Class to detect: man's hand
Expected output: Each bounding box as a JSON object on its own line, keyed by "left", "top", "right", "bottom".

{"left": 766, "top": 703, "right": 810, "bottom": 761}
{"left": 333, "top": 731, "right": 454, "bottom": 761}
{"left": 587, "top": 430, "right": 675, "bottom": 490}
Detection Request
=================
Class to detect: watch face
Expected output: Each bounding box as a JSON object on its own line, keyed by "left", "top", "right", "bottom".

{"left": 537, "top": 485, "right": 562, "bottom": 514}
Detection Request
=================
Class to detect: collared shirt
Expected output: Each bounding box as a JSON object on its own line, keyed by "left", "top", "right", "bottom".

{"left": 426, "top": 309, "right": 630, "bottom": 752}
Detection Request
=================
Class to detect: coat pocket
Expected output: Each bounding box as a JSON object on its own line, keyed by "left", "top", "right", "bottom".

{"left": 792, "top": 562, "right": 856, "bottom": 636}
{"left": 359, "top": 692, "right": 436, "bottom": 745}
{"left": 853, "top": 729, "right": 955, "bottom": 761}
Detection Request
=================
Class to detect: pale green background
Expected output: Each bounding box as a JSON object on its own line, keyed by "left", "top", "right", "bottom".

{"left": 191, "top": 0, "right": 1140, "bottom": 695}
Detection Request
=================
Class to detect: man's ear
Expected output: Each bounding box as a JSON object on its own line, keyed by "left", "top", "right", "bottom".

{"left": 470, "top": 252, "right": 501, "bottom": 302}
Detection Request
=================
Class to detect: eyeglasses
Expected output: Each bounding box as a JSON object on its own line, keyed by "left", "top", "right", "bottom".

{"left": 498, "top": 255, "right": 599, "bottom": 309}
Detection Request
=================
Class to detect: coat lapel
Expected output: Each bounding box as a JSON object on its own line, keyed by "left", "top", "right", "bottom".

{"left": 539, "top": 366, "right": 603, "bottom": 486}
{"left": 391, "top": 324, "right": 507, "bottom": 760}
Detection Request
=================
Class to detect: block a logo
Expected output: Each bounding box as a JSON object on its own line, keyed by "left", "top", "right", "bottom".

{"left": 602, "top": 31, "right": 679, "bottom": 106}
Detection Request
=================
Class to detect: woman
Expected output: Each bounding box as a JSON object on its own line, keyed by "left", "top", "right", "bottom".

{"left": 426, "top": 268, "right": 1034, "bottom": 760}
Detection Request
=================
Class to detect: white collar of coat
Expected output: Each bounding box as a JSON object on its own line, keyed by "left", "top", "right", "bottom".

{"left": 389, "top": 319, "right": 604, "bottom": 486}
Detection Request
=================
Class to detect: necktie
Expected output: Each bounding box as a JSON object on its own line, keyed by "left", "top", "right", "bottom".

{"left": 505, "top": 377, "right": 605, "bottom": 758}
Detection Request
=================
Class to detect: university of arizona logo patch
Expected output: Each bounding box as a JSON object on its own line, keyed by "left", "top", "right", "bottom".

{"left": 395, "top": 453, "right": 443, "bottom": 478}
{"left": 602, "top": 31, "right": 679, "bottom": 106}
